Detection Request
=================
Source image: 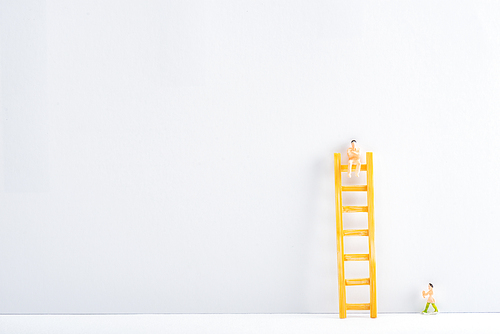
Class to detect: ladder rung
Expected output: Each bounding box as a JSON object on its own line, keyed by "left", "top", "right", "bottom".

{"left": 344, "top": 254, "right": 369, "bottom": 261}
{"left": 340, "top": 164, "right": 367, "bottom": 172}
{"left": 346, "top": 303, "right": 370, "bottom": 310}
{"left": 342, "top": 206, "right": 368, "bottom": 213}
{"left": 345, "top": 278, "right": 370, "bottom": 286}
{"left": 342, "top": 185, "right": 367, "bottom": 192}
{"left": 343, "top": 229, "right": 369, "bottom": 236}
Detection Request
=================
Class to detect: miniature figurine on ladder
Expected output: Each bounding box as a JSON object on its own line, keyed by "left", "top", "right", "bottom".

{"left": 334, "top": 140, "right": 377, "bottom": 318}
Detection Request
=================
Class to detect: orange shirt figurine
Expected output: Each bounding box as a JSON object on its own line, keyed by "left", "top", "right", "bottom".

{"left": 422, "top": 283, "right": 439, "bottom": 314}
{"left": 347, "top": 140, "right": 361, "bottom": 178}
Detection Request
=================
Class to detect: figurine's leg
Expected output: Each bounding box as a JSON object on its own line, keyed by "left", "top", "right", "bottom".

{"left": 348, "top": 160, "right": 353, "bottom": 178}
{"left": 355, "top": 161, "right": 361, "bottom": 177}
{"left": 422, "top": 303, "right": 430, "bottom": 313}
{"left": 432, "top": 304, "right": 438, "bottom": 312}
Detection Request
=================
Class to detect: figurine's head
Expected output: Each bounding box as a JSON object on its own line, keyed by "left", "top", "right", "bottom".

{"left": 351, "top": 140, "right": 357, "bottom": 148}
{"left": 428, "top": 283, "right": 433, "bottom": 289}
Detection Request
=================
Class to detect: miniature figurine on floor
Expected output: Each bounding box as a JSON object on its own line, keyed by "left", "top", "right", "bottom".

{"left": 422, "top": 283, "right": 438, "bottom": 314}
{"left": 347, "top": 140, "right": 361, "bottom": 178}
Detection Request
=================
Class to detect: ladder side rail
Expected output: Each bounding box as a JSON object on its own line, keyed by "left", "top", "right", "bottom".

{"left": 334, "top": 153, "right": 347, "bottom": 319}
{"left": 366, "top": 152, "right": 377, "bottom": 318}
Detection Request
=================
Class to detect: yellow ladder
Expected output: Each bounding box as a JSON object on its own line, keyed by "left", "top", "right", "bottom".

{"left": 334, "top": 152, "right": 377, "bottom": 319}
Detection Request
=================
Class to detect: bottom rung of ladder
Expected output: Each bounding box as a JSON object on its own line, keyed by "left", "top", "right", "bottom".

{"left": 346, "top": 303, "right": 370, "bottom": 311}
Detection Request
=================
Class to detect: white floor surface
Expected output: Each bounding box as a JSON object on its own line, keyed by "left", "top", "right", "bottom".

{"left": 1, "top": 313, "right": 498, "bottom": 334}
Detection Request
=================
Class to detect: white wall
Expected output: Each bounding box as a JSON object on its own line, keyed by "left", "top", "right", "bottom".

{"left": 1, "top": 0, "right": 500, "bottom": 314}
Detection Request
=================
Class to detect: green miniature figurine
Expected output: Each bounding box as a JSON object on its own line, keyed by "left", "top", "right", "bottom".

{"left": 421, "top": 283, "right": 439, "bottom": 314}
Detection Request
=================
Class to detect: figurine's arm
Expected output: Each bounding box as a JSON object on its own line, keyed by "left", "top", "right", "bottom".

{"left": 347, "top": 148, "right": 360, "bottom": 157}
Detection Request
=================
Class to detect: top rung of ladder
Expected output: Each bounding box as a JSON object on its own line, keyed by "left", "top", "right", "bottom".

{"left": 340, "top": 164, "right": 367, "bottom": 173}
